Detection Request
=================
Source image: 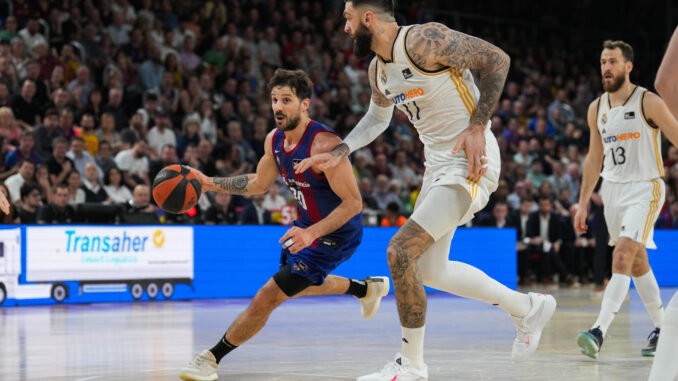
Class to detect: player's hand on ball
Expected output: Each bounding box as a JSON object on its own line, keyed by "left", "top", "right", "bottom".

{"left": 453, "top": 123, "right": 488, "bottom": 182}
{"left": 0, "top": 190, "right": 9, "bottom": 214}
{"left": 279, "top": 226, "right": 316, "bottom": 254}
{"left": 187, "top": 166, "right": 209, "bottom": 192}
{"left": 294, "top": 152, "right": 340, "bottom": 174}
{"left": 573, "top": 204, "right": 588, "bottom": 234}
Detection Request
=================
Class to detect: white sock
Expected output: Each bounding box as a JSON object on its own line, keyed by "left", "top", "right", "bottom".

{"left": 593, "top": 273, "right": 630, "bottom": 336}
{"left": 401, "top": 326, "right": 425, "bottom": 369}
{"left": 649, "top": 291, "right": 678, "bottom": 381}
{"left": 423, "top": 260, "right": 532, "bottom": 317}
{"left": 633, "top": 269, "right": 664, "bottom": 329}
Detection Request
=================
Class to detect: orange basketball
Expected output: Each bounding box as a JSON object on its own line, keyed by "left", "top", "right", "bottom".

{"left": 152, "top": 165, "right": 202, "bottom": 214}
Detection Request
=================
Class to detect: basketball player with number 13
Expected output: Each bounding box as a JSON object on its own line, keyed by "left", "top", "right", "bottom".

{"left": 296, "top": 1, "right": 556, "bottom": 379}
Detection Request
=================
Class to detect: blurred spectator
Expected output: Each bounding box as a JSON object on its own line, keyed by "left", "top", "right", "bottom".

{"left": 19, "top": 17, "right": 45, "bottom": 50}
{"left": 390, "top": 150, "right": 418, "bottom": 188}
{"left": 124, "top": 184, "right": 155, "bottom": 213}
{"left": 262, "top": 182, "right": 286, "bottom": 213}
{"left": 146, "top": 109, "right": 176, "bottom": 158}
{"left": 103, "top": 167, "right": 133, "bottom": 204}
{"left": 526, "top": 196, "right": 570, "bottom": 286}
{"left": 102, "top": 87, "right": 127, "bottom": 131}
{"left": 204, "top": 192, "right": 238, "bottom": 225}
{"left": 37, "top": 184, "right": 76, "bottom": 224}
{"left": 0, "top": 107, "right": 21, "bottom": 146}
{"left": 359, "top": 177, "right": 379, "bottom": 211}
{"left": 46, "top": 137, "right": 74, "bottom": 185}
{"left": 0, "top": 183, "right": 17, "bottom": 223}
{"left": 372, "top": 174, "right": 401, "bottom": 212}
{"left": 82, "top": 162, "right": 109, "bottom": 203}
{"left": 67, "top": 66, "right": 94, "bottom": 108}
{"left": 241, "top": 194, "right": 272, "bottom": 225}
{"left": 656, "top": 199, "right": 678, "bottom": 230}
{"left": 380, "top": 202, "right": 407, "bottom": 227}
{"left": 34, "top": 108, "right": 61, "bottom": 161}
{"left": 5, "top": 130, "right": 40, "bottom": 169}
{"left": 12, "top": 79, "right": 40, "bottom": 128}
{"left": 5, "top": 158, "right": 34, "bottom": 202}
{"left": 95, "top": 113, "right": 123, "bottom": 152}
{"left": 16, "top": 181, "right": 42, "bottom": 223}
{"left": 227, "top": 121, "right": 256, "bottom": 164}
{"left": 371, "top": 153, "right": 392, "bottom": 178}
{"left": 115, "top": 139, "right": 150, "bottom": 187}
{"left": 481, "top": 201, "right": 511, "bottom": 228}
{"left": 177, "top": 115, "right": 203, "bottom": 157}
{"left": 64, "top": 170, "right": 85, "bottom": 206}
{"left": 95, "top": 140, "right": 118, "bottom": 176}
{"left": 79, "top": 113, "right": 99, "bottom": 157}
{"left": 149, "top": 144, "right": 179, "bottom": 182}
{"left": 66, "top": 136, "right": 101, "bottom": 178}
{"left": 197, "top": 139, "right": 216, "bottom": 177}
{"left": 58, "top": 108, "right": 77, "bottom": 141}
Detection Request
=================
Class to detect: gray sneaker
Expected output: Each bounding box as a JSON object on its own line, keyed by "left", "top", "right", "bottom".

{"left": 179, "top": 350, "right": 218, "bottom": 381}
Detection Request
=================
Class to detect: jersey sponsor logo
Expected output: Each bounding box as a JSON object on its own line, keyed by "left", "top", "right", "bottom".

{"left": 390, "top": 87, "right": 425, "bottom": 105}
{"left": 602, "top": 131, "right": 641, "bottom": 143}
{"left": 624, "top": 111, "right": 635, "bottom": 119}
{"left": 402, "top": 68, "right": 413, "bottom": 79}
{"left": 601, "top": 113, "right": 608, "bottom": 124}
{"left": 380, "top": 69, "right": 387, "bottom": 85}
{"left": 282, "top": 177, "right": 310, "bottom": 188}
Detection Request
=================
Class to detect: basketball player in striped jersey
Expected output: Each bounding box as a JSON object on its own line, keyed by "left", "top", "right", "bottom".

{"left": 296, "top": 1, "right": 556, "bottom": 379}
{"left": 649, "top": 26, "right": 678, "bottom": 381}
{"left": 575, "top": 40, "right": 678, "bottom": 360}
{"left": 178, "top": 69, "right": 390, "bottom": 381}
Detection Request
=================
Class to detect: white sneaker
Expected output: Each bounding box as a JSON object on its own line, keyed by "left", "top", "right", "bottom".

{"left": 179, "top": 350, "right": 218, "bottom": 381}
{"left": 359, "top": 277, "right": 390, "bottom": 319}
{"left": 357, "top": 354, "right": 428, "bottom": 381}
{"left": 511, "top": 292, "right": 557, "bottom": 361}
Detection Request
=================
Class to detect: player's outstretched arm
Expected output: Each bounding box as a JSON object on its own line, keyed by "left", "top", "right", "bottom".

{"left": 294, "top": 57, "right": 393, "bottom": 174}
{"left": 643, "top": 92, "right": 678, "bottom": 149}
{"left": 655, "top": 26, "right": 678, "bottom": 118}
{"left": 281, "top": 132, "right": 363, "bottom": 254}
{"left": 575, "top": 100, "right": 604, "bottom": 234}
{"left": 193, "top": 131, "right": 279, "bottom": 195}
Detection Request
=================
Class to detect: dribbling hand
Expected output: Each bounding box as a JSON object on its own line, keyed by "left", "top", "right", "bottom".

{"left": 574, "top": 205, "right": 588, "bottom": 234}
{"left": 187, "top": 166, "right": 209, "bottom": 193}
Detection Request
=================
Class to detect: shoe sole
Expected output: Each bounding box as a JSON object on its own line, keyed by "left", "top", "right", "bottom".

{"left": 576, "top": 332, "right": 599, "bottom": 359}
{"left": 361, "top": 277, "right": 390, "bottom": 319}
{"left": 641, "top": 349, "right": 655, "bottom": 357}
{"left": 179, "top": 372, "right": 218, "bottom": 381}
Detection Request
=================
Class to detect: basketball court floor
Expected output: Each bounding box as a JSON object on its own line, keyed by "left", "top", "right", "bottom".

{"left": 1, "top": 287, "right": 673, "bottom": 380}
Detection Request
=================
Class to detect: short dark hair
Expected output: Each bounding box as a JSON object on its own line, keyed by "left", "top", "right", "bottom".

{"left": 20, "top": 181, "right": 40, "bottom": 199}
{"left": 386, "top": 201, "right": 400, "bottom": 214}
{"left": 268, "top": 69, "right": 313, "bottom": 100}
{"left": 18, "top": 158, "right": 35, "bottom": 168}
{"left": 44, "top": 108, "right": 59, "bottom": 118}
{"left": 603, "top": 40, "right": 634, "bottom": 63}
{"left": 52, "top": 136, "right": 68, "bottom": 147}
{"left": 54, "top": 183, "right": 68, "bottom": 193}
{"left": 347, "top": 0, "right": 395, "bottom": 17}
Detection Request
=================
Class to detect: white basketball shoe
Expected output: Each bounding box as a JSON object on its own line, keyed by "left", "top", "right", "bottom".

{"left": 357, "top": 353, "right": 428, "bottom": 381}
{"left": 511, "top": 292, "right": 557, "bottom": 361}
{"left": 179, "top": 349, "right": 218, "bottom": 381}
{"left": 359, "top": 277, "right": 390, "bottom": 319}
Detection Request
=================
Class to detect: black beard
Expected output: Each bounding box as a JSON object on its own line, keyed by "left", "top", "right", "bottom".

{"left": 353, "top": 22, "right": 373, "bottom": 58}
{"left": 602, "top": 73, "right": 626, "bottom": 92}
{"left": 280, "top": 114, "right": 300, "bottom": 132}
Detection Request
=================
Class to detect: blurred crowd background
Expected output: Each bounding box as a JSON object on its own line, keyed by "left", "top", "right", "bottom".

{"left": 0, "top": 0, "right": 677, "bottom": 287}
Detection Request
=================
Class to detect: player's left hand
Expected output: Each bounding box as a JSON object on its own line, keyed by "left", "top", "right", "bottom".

{"left": 0, "top": 191, "right": 9, "bottom": 215}
{"left": 452, "top": 123, "right": 488, "bottom": 182}
{"left": 279, "top": 226, "right": 317, "bottom": 254}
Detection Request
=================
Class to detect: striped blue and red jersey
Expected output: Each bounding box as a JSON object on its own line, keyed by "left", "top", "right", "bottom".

{"left": 271, "top": 120, "right": 362, "bottom": 240}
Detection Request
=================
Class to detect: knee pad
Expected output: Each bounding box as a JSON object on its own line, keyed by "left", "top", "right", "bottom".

{"left": 273, "top": 264, "right": 314, "bottom": 297}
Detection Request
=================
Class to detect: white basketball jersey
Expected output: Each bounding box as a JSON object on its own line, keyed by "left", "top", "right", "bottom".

{"left": 375, "top": 25, "right": 480, "bottom": 147}
{"left": 597, "top": 86, "right": 664, "bottom": 182}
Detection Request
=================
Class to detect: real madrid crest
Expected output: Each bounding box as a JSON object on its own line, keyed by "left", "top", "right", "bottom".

{"left": 601, "top": 113, "right": 607, "bottom": 125}
{"left": 380, "top": 69, "right": 387, "bottom": 85}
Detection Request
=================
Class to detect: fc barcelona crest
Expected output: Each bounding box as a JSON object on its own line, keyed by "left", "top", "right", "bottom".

{"left": 601, "top": 113, "right": 607, "bottom": 125}
{"left": 380, "top": 69, "right": 387, "bottom": 85}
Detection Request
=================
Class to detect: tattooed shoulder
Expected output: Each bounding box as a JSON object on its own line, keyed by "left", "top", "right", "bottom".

{"left": 405, "top": 22, "right": 450, "bottom": 71}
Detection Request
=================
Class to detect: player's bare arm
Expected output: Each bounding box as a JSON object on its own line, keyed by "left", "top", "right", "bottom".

{"left": 408, "top": 22, "right": 510, "bottom": 179}
{"left": 643, "top": 91, "right": 678, "bottom": 147}
{"left": 295, "top": 57, "right": 393, "bottom": 174}
{"left": 281, "top": 132, "right": 363, "bottom": 254}
{"left": 194, "top": 130, "right": 279, "bottom": 195}
{"left": 574, "top": 99, "right": 605, "bottom": 234}
{"left": 655, "top": 26, "right": 678, "bottom": 117}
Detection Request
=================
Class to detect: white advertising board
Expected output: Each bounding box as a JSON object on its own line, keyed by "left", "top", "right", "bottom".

{"left": 26, "top": 226, "right": 193, "bottom": 282}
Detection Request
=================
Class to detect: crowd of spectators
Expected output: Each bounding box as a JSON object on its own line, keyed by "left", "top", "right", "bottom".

{"left": 0, "top": 0, "right": 676, "bottom": 288}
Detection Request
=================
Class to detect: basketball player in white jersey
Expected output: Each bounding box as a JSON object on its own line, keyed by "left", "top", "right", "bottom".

{"left": 575, "top": 40, "right": 678, "bottom": 360}
{"left": 649, "top": 26, "right": 678, "bottom": 381}
{"left": 295, "top": 1, "right": 556, "bottom": 379}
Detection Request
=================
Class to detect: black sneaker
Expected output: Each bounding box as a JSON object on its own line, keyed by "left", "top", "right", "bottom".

{"left": 577, "top": 326, "right": 604, "bottom": 359}
{"left": 641, "top": 328, "right": 660, "bottom": 357}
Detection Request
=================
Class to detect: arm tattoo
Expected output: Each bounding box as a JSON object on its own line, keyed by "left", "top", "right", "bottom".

{"left": 368, "top": 57, "right": 392, "bottom": 107}
{"left": 407, "top": 22, "right": 510, "bottom": 126}
{"left": 213, "top": 175, "right": 249, "bottom": 194}
{"left": 329, "top": 143, "right": 350, "bottom": 159}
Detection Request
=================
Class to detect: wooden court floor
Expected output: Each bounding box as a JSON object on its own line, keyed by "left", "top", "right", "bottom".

{"left": 1, "top": 287, "right": 674, "bottom": 380}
